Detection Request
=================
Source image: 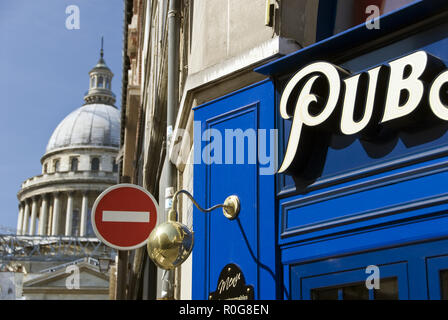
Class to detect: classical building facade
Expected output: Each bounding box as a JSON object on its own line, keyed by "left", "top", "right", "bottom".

{"left": 118, "top": 0, "right": 316, "bottom": 300}
{"left": 8, "top": 47, "right": 120, "bottom": 300}
{"left": 118, "top": 0, "right": 429, "bottom": 301}
{"left": 16, "top": 48, "right": 120, "bottom": 238}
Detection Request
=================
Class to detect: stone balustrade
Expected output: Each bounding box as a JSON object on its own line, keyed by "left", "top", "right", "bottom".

{"left": 20, "top": 170, "right": 116, "bottom": 190}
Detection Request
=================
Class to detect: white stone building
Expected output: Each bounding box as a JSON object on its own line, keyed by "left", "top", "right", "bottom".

{"left": 9, "top": 46, "right": 120, "bottom": 300}
{"left": 16, "top": 47, "right": 120, "bottom": 239}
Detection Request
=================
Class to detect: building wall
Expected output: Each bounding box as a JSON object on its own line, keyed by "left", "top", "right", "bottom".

{"left": 190, "top": 0, "right": 273, "bottom": 74}
{"left": 22, "top": 265, "right": 110, "bottom": 300}
{"left": 0, "top": 272, "right": 21, "bottom": 300}
{"left": 120, "top": 0, "right": 324, "bottom": 300}
{"left": 41, "top": 148, "right": 118, "bottom": 174}
{"left": 178, "top": 148, "right": 193, "bottom": 299}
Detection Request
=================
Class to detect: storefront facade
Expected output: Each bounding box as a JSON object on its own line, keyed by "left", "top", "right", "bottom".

{"left": 192, "top": 1, "right": 448, "bottom": 300}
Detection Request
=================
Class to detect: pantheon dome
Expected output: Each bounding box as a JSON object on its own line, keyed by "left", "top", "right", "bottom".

{"left": 45, "top": 103, "right": 120, "bottom": 154}
{"left": 16, "top": 47, "right": 120, "bottom": 238}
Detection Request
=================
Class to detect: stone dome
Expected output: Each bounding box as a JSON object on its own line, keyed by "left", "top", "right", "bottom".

{"left": 16, "top": 41, "right": 121, "bottom": 242}
{"left": 45, "top": 103, "right": 120, "bottom": 154}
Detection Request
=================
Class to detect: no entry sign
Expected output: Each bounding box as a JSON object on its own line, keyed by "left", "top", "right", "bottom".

{"left": 91, "top": 184, "right": 158, "bottom": 250}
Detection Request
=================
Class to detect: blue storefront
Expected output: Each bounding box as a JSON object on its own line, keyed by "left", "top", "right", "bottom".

{"left": 192, "top": 0, "right": 448, "bottom": 300}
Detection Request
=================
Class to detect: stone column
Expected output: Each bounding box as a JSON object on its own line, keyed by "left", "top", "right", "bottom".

{"left": 80, "top": 191, "right": 89, "bottom": 237}
{"left": 65, "top": 192, "right": 74, "bottom": 236}
{"left": 38, "top": 195, "right": 49, "bottom": 236}
{"left": 22, "top": 201, "right": 30, "bottom": 235}
{"left": 29, "top": 197, "right": 38, "bottom": 235}
{"left": 47, "top": 201, "right": 53, "bottom": 235}
{"left": 17, "top": 204, "right": 24, "bottom": 235}
{"left": 51, "top": 193, "right": 61, "bottom": 236}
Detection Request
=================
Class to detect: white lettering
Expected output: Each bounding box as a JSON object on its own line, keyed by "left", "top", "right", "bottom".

{"left": 429, "top": 70, "right": 448, "bottom": 120}
{"left": 365, "top": 5, "right": 380, "bottom": 30}
{"left": 179, "top": 305, "right": 213, "bottom": 318}
{"left": 278, "top": 62, "right": 349, "bottom": 173}
{"left": 218, "top": 272, "right": 241, "bottom": 294}
{"left": 225, "top": 129, "right": 257, "bottom": 165}
{"left": 65, "top": 265, "right": 80, "bottom": 289}
{"left": 279, "top": 50, "right": 445, "bottom": 174}
{"left": 381, "top": 51, "right": 428, "bottom": 123}
{"left": 365, "top": 265, "right": 380, "bottom": 290}
{"left": 341, "top": 66, "right": 382, "bottom": 135}
{"left": 258, "top": 128, "right": 278, "bottom": 175}
{"left": 65, "top": 5, "right": 80, "bottom": 30}
{"left": 202, "top": 128, "right": 222, "bottom": 165}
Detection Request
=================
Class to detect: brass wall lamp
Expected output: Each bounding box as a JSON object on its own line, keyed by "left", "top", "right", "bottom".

{"left": 147, "top": 190, "right": 240, "bottom": 270}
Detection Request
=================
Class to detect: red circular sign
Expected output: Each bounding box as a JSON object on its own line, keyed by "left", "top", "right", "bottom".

{"left": 91, "top": 184, "right": 158, "bottom": 250}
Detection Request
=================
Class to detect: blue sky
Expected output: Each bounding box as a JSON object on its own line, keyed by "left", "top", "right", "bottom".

{"left": 0, "top": 0, "right": 124, "bottom": 231}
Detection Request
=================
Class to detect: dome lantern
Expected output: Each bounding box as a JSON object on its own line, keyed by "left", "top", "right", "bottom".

{"left": 83, "top": 37, "right": 116, "bottom": 106}
{"left": 44, "top": 38, "right": 121, "bottom": 155}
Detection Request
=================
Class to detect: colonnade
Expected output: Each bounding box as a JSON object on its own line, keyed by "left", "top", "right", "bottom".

{"left": 16, "top": 191, "right": 98, "bottom": 237}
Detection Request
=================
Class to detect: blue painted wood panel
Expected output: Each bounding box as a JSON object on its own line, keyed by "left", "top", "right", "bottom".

{"left": 252, "top": 1, "right": 448, "bottom": 300}
{"left": 192, "top": 80, "right": 276, "bottom": 299}
{"left": 300, "top": 263, "right": 408, "bottom": 300}
{"left": 290, "top": 238, "right": 448, "bottom": 300}
{"left": 427, "top": 255, "right": 448, "bottom": 299}
{"left": 277, "top": 21, "right": 448, "bottom": 197}
{"left": 272, "top": 10, "right": 448, "bottom": 256}
{"left": 208, "top": 105, "right": 259, "bottom": 298}
{"left": 279, "top": 156, "right": 448, "bottom": 244}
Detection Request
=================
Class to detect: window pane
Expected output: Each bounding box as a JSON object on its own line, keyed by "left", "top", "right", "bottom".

{"left": 71, "top": 158, "right": 78, "bottom": 172}
{"left": 98, "top": 76, "right": 104, "bottom": 88}
{"left": 91, "top": 157, "right": 100, "bottom": 171}
{"left": 441, "top": 270, "right": 448, "bottom": 300}
{"left": 312, "top": 280, "right": 385, "bottom": 300}
{"left": 343, "top": 283, "right": 369, "bottom": 300}
{"left": 374, "top": 277, "right": 398, "bottom": 300}
{"left": 311, "top": 287, "right": 339, "bottom": 300}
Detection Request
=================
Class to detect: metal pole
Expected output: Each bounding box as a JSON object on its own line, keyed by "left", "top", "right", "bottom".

{"left": 116, "top": 175, "right": 131, "bottom": 299}
{"left": 116, "top": 250, "right": 128, "bottom": 299}
{"left": 161, "top": 0, "right": 181, "bottom": 300}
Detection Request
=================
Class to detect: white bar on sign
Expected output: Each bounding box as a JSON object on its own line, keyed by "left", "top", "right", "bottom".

{"left": 102, "top": 211, "right": 150, "bottom": 223}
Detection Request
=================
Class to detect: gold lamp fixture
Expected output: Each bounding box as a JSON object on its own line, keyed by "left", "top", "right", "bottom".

{"left": 147, "top": 190, "right": 240, "bottom": 270}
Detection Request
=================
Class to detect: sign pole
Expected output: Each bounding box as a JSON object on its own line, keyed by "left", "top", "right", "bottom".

{"left": 116, "top": 250, "right": 128, "bottom": 300}
{"left": 91, "top": 183, "right": 159, "bottom": 300}
{"left": 116, "top": 175, "right": 131, "bottom": 300}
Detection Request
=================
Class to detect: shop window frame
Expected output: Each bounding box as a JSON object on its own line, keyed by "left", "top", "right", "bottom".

{"left": 301, "top": 263, "right": 407, "bottom": 300}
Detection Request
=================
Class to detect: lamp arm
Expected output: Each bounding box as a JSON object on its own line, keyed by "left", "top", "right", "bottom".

{"left": 170, "top": 189, "right": 240, "bottom": 221}
{"left": 172, "top": 190, "right": 226, "bottom": 213}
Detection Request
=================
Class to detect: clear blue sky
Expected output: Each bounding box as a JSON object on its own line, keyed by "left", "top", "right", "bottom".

{"left": 0, "top": 0, "right": 124, "bottom": 231}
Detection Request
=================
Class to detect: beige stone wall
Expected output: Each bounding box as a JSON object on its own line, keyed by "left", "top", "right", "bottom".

{"left": 190, "top": 0, "right": 274, "bottom": 74}
{"left": 124, "top": 0, "right": 322, "bottom": 299}
{"left": 41, "top": 148, "right": 118, "bottom": 174}
{"left": 24, "top": 292, "right": 109, "bottom": 300}
{"left": 21, "top": 261, "right": 111, "bottom": 300}
{"left": 178, "top": 147, "right": 194, "bottom": 300}
{"left": 189, "top": 0, "right": 319, "bottom": 76}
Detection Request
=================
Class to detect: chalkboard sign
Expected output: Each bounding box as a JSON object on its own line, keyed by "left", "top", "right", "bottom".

{"left": 209, "top": 263, "right": 254, "bottom": 300}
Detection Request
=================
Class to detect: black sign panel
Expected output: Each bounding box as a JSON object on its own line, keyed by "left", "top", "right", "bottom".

{"left": 209, "top": 263, "right": 254, "bottom": 300}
